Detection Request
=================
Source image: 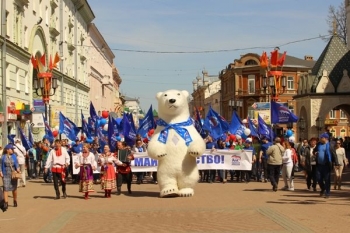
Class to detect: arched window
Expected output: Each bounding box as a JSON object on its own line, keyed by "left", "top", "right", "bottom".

{"left": 245, "top": 60, "right": 258, "bottom": 66}
{"left": 340, "top": 129, "right": 346, "bottom": 138}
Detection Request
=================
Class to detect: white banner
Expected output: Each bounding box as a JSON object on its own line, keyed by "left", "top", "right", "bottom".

{"left": 72, "top": 149, "right": 253, "bottom": 174}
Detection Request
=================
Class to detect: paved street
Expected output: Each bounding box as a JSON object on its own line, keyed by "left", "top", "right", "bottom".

{"left": 1, "top": 171, "right": 349, "bottom": 233}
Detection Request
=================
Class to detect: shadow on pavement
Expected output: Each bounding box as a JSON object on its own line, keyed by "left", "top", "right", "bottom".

{"left": 123, "top": 191, "right": 160, "bottom": 198}
{"left": 33, "top": 196, "right": 57, "bottom": 200}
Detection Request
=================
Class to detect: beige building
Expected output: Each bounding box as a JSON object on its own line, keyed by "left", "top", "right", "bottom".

{"left": 0, "top": 0, "right": 122, "bottom": 144}
{"left": 88, "top": 23, "right": 122, "bottom": 116}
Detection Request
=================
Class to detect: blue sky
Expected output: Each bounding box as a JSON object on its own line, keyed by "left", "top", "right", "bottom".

{"left": 88, "top": 0, "right": 343, "bottom": 111}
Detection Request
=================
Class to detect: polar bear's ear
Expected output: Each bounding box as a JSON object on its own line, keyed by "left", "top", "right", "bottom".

{"left": 181, "top": 90, "right": 189, "bottom": 99}
{"left": 156, "top": 92, "right": 163, "bottom": 100}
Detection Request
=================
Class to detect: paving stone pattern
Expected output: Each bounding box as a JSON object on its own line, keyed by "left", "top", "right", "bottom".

{"left": 1, "top": 171, "right": 350, "bottom": 233}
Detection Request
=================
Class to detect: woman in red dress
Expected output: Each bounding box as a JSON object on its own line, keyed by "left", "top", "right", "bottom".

{"left": 98, "top": 145, "right": 122, "bottom": 198}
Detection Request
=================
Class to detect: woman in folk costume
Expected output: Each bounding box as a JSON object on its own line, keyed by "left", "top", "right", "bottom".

{"left": 44, "top": 139, "right": 70, "bottom": 200}
{"left": 0, "top": 144, "right": 21, "bottom": 211}
{"left": 98, "top": 145, "right": 123, "bottom": 198}
{"left": 74, "top": 143, "right": 97, "bottom": 200}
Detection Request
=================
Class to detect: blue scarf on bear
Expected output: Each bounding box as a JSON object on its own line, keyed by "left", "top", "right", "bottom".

{"left": 156, "top": 118, "right": 193, "bottom": 146}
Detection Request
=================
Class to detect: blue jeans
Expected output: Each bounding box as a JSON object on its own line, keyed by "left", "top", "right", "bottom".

{"left": 28, "top": 158, "right": 36, "bottom": 178}
{"left": 317, "top": 164, "right": 331, "bottom": 196}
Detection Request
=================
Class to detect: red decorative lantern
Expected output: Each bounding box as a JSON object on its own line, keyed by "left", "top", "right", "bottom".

{"left": 101, "top": 110, "right": 109, "bottom": 119}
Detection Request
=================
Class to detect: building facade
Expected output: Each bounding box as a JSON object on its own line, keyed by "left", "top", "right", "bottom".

{"left": 220, "top": 52, "right": 315, "bottom": 136}
{"left": 0, "top": 0, "right": 121, "bottom": 144}
{"left": 88, "top": 23, "right": 122, "bottom": 115}
{"left": 191, "top": 70, "right": 220, "bottom": 119}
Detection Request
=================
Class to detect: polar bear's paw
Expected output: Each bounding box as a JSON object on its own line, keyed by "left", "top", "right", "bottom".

{"left": 179, "top": 188, "right": 194, "bottom": 197}
{"left": 160, "top": 187, "right": 179, "bottom": 198}
{"left": 157, "top": 153, "right": 167, "bottom": 158}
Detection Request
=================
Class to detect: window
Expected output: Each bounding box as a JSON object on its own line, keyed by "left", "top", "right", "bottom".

{"left": 329, "top": 110, "right": 335, "bottom": 119}
{"left": 340, "top": 110, "right": 347, "bottom": 119}
{"left": 45, "top": 6, "right": 48, "bottom": 25}
{"left": 287, "top": 76, "right": 294, "bottom": 90}
{"left": 245, "top": 60, "right": 258, "bottom": 66}
{"left": 16, "top": 69, "right": 20, "bottom": 91}
{"left": 25, "top": 72, "right": 28, "bottom": 94}
{"left": 248, "top": 107, "right": 255, "bottom": 119}
{"left": 248, "top": 75, "right": 255, "bottom": 94}
{"left": 340, "top": 129, "right": 346, "bottom": 138}
{"left": 24, "top": 26, "right": 28, "bottom": 49}
{"left": 288, "top": 106, "right": 294, "bottom": 113}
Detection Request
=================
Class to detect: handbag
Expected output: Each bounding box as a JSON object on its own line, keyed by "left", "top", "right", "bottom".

{"left": 8, "top": 155, "right": 21, "bottom": 180}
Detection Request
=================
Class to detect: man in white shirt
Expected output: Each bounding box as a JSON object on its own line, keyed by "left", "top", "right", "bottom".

{"left": 14, "top": 138, "right": 27, "bottom": 187}
{"left": 45, "top": 139, "right": 70, "bottom": 200}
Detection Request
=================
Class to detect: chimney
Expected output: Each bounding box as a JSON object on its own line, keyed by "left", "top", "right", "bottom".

{"left": 304, "top": 55, "right": 313, "bottom": 61}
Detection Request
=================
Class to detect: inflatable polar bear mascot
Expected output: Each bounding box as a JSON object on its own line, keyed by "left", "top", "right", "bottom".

{"left": 147, "top": 89, "right": 206, "bottom": 198}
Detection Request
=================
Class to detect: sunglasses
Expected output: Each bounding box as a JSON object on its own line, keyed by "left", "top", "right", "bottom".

{"left": 337, "top": 142, "right": 341, "bottom": 144}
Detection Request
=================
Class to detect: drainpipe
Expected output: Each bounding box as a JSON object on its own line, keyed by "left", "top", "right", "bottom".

{"left": 74, "top": 6, "right": 78, "bottom": 125}
{"left": 1, "top": 0, "right": 7, "bottom": 146}
{"left": 59, "top": 0, "right": 64, "bottom": 104}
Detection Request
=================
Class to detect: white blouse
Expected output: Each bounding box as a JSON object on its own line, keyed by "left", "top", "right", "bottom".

{"left": 99, "top": 153, "right": 122, "bottom": 166}
{"left": 75, "top": 152, "right": 97, "bottom": 168}
{"left": 282, "top": 148, "right": 293, "bottom": 166}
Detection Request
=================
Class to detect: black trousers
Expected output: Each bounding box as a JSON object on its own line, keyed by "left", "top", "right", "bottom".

{"left": 268, "top": 164, "right": 281, "bottom": 187}
{"left": 117, "top": 172, "right": 132, "bottom": 191}
{"left": 52, "top": 172, "right": 66, "bottom": 194}
{"left": 306, "top": 165, "right": 317, "bottom": 189}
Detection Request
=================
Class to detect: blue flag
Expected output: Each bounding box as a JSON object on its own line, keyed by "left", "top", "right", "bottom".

{"left": 108, "top": 115, "right": 120, "bottom": 152}
{"left": 42, "top": 114, "right": 54, "bottom": 144}
{"left": 18, "top": 124, "right": 32, "bottom": 151}
{"left": 271, "top": 101, "right": 299, "bottom": 124}
{"left": 258, "top": 114, "right": 273, "bottom": 141}
{"left": 193, "top": 107, "right": 203, "bottom": 135}
{"left": 59, "top": 112, "right": 77, "bottom": 141}
{"left": 127, "top": 113, "right": 137, "bottom": 135}
{"left": 123, "top": 113, "right": 136, "bottom": 147}
{"left": 247, "top": 117, "right": 259, "bottom": 138}
{"left": 229, "top": 111, "right": 246, "bottom": 136}
{"left": 89, "top": 102, "right": 98, "bottom": 136}
{"left": 28, "top": 124, "right": 35, "bottom": 146}
{"left": 203, "top": 107, "right": 229, "bottom": 140}
{"left": 7, "top": 134, "right": 16, "bottom": 144}
{"left": 137, "top": 105, "right": 155, "bottom": 137}
{"left": 81, "top": 111, "right": 92, "bottom": 140}
{"left": 97, "top": 126, "right": 107, "bottom": 150}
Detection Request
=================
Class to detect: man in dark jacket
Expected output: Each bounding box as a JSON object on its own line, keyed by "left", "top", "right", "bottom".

{"left": 313, "top": 133, "right": 339, "bottom": 198}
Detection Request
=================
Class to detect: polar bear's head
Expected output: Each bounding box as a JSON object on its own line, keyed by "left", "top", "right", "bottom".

{"left": 156, "top": 89, "right": 190, "bottom": 121}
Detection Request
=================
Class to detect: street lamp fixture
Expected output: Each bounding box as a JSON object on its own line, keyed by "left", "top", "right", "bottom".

{"left": 229, "top": 99, "right": 243, "bottom": 111}
{"left": 261, "top": 76, "right": 286, "bottom": 101}
{"left": 298, "top": 117, "right": 306, "bottom": 139}
{"left": 315, "top": 116, "right": 324, "bottom": 134}
{"left": 33, "top": 73, "right": 58, "bottom": 102}
{"left": 31, "top": 53, "right": 60, "bottom": 124}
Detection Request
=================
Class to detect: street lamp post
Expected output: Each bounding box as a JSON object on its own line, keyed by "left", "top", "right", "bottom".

{"left": 298, "top": 117, "right": 306, "bottom": 140}
{"left": 315, "top": 116, "right": 324, "bottom": 136}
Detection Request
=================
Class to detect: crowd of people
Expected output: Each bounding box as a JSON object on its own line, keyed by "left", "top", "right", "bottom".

{"left": 0, "top": 130, "right": 349, "bottom": 212}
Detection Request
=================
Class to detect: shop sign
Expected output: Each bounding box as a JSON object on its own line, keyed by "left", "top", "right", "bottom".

{"left": 325, "top": 119, "right": 338, "bottom": 125}
{"left": 33, "top": 99, "right": 45, "bottom": 113}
